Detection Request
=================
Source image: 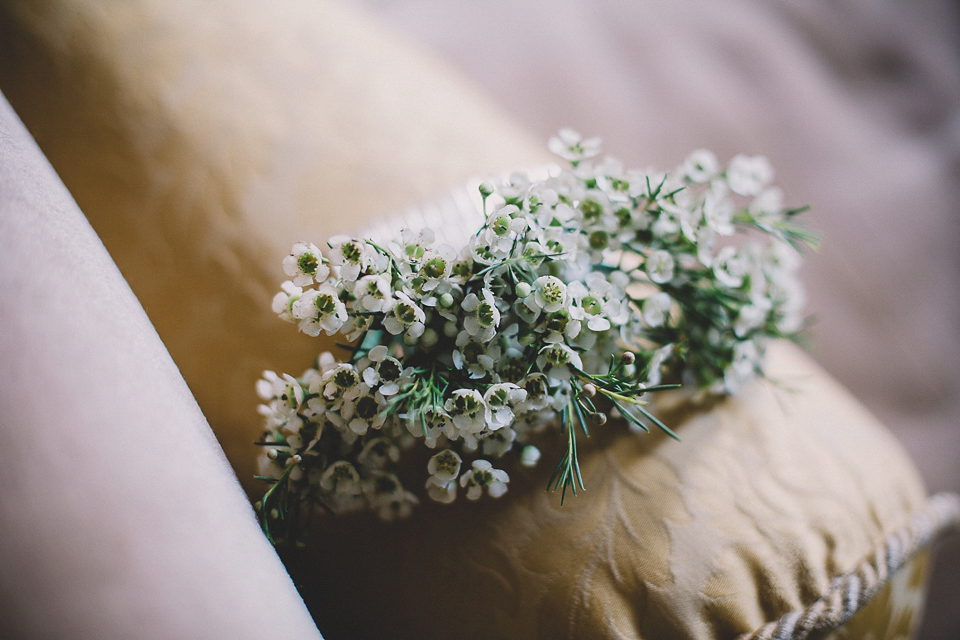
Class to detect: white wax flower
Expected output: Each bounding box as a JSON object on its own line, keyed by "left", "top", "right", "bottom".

{"left": 726, "top": 154, "right": 774, "bottom": 197}
{"left": 283, "top": 242, "right": 329, "bottom": 287}
{"left": 459, "top": 459, "right": 510, "bottom": 500}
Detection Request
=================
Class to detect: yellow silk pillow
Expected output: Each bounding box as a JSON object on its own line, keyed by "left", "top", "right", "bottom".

{"left": 0, "top": 1, "right": 950, "bottom": 638}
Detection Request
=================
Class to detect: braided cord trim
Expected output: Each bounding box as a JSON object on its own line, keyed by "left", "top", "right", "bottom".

{"left": 740, "top": 492, "right": 960, "bottom": 640}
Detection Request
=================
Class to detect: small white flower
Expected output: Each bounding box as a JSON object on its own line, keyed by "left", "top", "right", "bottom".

{"left": 480, "top": 427, "right": 516, "bottom": 458}
{"left": 528, "top": 275, "right": 568, "bottom": 314}
{"left": 396, "top": 227, "right": 436, "bottom": 262}
{"left": 283, "top": 242, "right": 329, "bottom": 287}
{"left": 459, "top": 459, "right": 509, "bottom": 500}
{"left": 382, "top": 291, "right": 425, "bottom": 339}
{"left": 568, "top": 273, "right": 617, "bottom": 332}
{"left": 342, "top": 313, "right": 374, "bottom": 342}
{"left": 360, "top": 345, "right": 408, "bottom": 396}
{"left": 444, "top": 389, "right": 488, "bottom": 436}
{"left": 548, "top": 128, "right": 601, "bottom": 163}
{"left": 427, "top": 449, "right": 462, "bottom": 484}
{"left": 642, "top": 292, "right": 672, "bottom": 328}
{"left": 319, "top": 363, "right": 361, "bottom": 404}
{"left": 517, "top": 373, "right": 551, "bottom": 412}
{"left": 713, "top": 246, "right": 749, "bottom": 288}
{"left": 702, "top": 185, "right": 735, "bottom": 236}
{"left": 725, "top": 340, "right": 761, "bottom": 391}
{"left": 425, "top": 475, "right": 458, "bottom": 504}
{"left": 483, "top": 383, "right": 527, "bottom": 431}
{"left": 320, "top": 461, "right": 362, "bottom": 495}
{"left": 366, "top": 476, "right": 418, "bottom": 521}
{"left": 749, "top": 186, "right": 784, "bottom": 217}
{"left": 462, "top": 288, "right": 501, "bottom": 342}
{"left": 645, "top": 250, "right": 675, "bottom": 284}
{"left": 734, "top": 301, "right": 770, "bottom": 338}
{"left": 328, "top": 236, "right": 381, "bottom": 282}
{"left": 452, "top": 332, "right": 499, "bottom": 379}
{"left": 726, "top": 154, "right": 774, "bottom": 197}
{"left": 353, "top": 274, "right": 393, "bottom": 313}
{"left": 340, "top": 385, "right": 386, "bottom": 435}
{"left": 271, "top": 281, "right": 303, "bottom": 323}
{"left": 357, "top": 437, "right": 401, "bottom": 470}
{"left": 682, "top": 149, "right": 719, "bottom": 183}
{"left": 256, "top": 371, "right": 304, "bottom": 430}
{"left": 536, "top": 343, "right": 583, "bottom": 381}
{"left": 292, "top": 284, "right": 348, "bottom": 336}
{"left": 645, "top": 344, "right": 674, "bottom": 386}
{"left": 416, "top": 244, "right": 457, "bottom": 292}
{"left": 482, "top": 205, "right": 527, "bottom": 256}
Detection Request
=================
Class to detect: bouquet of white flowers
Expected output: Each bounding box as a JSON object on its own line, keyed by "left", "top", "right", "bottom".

{"left": 254, "top": 130, "right": 816, "bottom": 545}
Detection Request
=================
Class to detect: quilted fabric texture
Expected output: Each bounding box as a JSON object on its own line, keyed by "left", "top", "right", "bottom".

{"left": 0, "top": 0, "right": 941, "bottom": 638}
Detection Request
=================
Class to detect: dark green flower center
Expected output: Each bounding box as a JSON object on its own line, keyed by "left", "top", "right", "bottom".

{"left": 462, "top": 341, "right": 484, "bottom": 364}
{"left": 377, "top": 358, "right": 402, "bottom": 382}
{"left": 477, "top": 302, "right": 497, "bottom": 327}
{"left": 589, "top": 230, "right": 609, "bottom": 250}
{"left": 356, "top": 396, "right": 379, "bottom": 420}
{"left": 452, "top": 394, "right": 480, "bottom": 414}
{"left": 580, "top": 199, "right": 603, "bottom": 221}
{"left": 423, "top": 257, "right": 447, "bottom": 279}
{"left": 396, "top": 303, "right": 417, "bottom": 324}
{"left": 488, "top": 389, "right": 509, "bottom": 407}
{"left": 334, "top": 368, "right": 358, "bottom": 388}
{"left": 583, "top": 296, "right": 602, "bottom": 315}
{"left": 342, "top": 242, "right": 363, "bottom": 263}
{"left": 298, "top": 252, "right": 319, "bottom": 274}
{"left": 544, "top": 311, "right": 569, "bottom": 334}
{"left": 523, "top": 376, "right": 546, "bottom": 398}
{"left": 375, "top": 475, "right": 398, "bottom": 493}
{"left": 316, "top": 293, "right": 338, "bottom": 315}
{"left": 434, "top": 451, "right": 459, "bottom": 475}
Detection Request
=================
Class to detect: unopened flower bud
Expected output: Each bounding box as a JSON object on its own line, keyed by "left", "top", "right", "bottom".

{"left": 582, "top": 383, "right": 597, "bottom": 398}
{"left": 420, "top": 327, "right": 439, "bottom": 348}
{"left": 291, "top": 454, "right": 303, "bottom": 464}
{"left": 515, "top": 282, "right": 532, "bottom": 298}
{"left": 621, "top": 351, "right": 636, "bottom": 365}
{"left": 439, "top": 292, "right": 455, "bottom": 308}
{"left": 593, "top": 412, "right": 608, "bottom": 426}
{"left": 520, "top": 445, "right": 541, "bottom": 467}
{"left": 270, "top": 509, "right": 280, "bottom": 519}
{"left": 267, "top": 449, "right": 279, "bottom": 460}
{"left": 444, "top": 320, "right": 458, "bottom": 337}
{"left": 478, "top": 181, "right": 495, "bottom": 198}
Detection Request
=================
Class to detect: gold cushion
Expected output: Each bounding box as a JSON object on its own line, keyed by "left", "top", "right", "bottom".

{"left": 289, "top": 341, "right": 928, "bottom": 639}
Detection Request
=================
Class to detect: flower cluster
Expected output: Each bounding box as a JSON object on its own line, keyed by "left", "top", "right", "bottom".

{"left": 255, "top": 130, "right": 816, "bottom": 544}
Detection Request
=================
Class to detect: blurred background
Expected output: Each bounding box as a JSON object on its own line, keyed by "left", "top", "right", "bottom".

{"left": 356, "top": 0, "right": 960, "bottom": 636}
